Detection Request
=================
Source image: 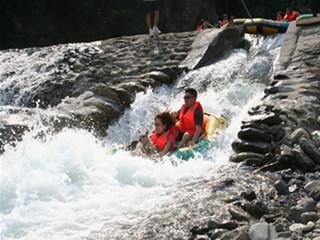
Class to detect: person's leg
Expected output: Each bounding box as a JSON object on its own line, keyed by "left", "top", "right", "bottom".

{"left": 146, "top": 13, "right": 152, "bottom": 30}
{"left": 154, "top": 10, "right": 159, "bottom": 27}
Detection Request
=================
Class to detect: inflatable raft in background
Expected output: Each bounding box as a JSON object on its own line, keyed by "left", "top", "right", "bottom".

{"left": 167, "top": 113, "right": 228, "bottom": 161}
{"left": 234, "top": 18, "right": 289, "bottom": 35}
{"left": 296, "top": 14, "right": 320, "bottom": 26}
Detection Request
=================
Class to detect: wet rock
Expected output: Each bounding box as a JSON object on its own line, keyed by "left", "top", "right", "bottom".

{"left": 288, "top": 198, "right": 316, "bottom": 222}
{"left": 208, "top": 229, "right": 227, "bottom": 239}
{"left": 300, "top": 138, "right": 320, "bottom": 164}
{"left": 240, "top": 191, "right": 257, "bottom": 201}
{"left": 143, "top": 71, "right": 171, "bottom": 84}
{"left": 294, "top": 145, "right": 317, "bottom": 171}
{"left": 277, "top": 231, "right": 291, "bottom": 238}
{"left": 194, "top": 234, "right": 210, "bottom": 240}
{"left": 208, "top": 219, "right": 239, "bottom": 230}
{"left": 274, "top": 180, "right": 290, "bottom": 195}
{"left": 274, "top": 218, "right": 290, "bottom": 232}
{"left": 228, "top": 205, "right": 251, "bottom": 222}
{"left": 238, "top": 128, "right": 272, "bottom": 142}
{"left": 190, "top": 226, "right": 209, "bottom": 236}
{"left": 181, "top": 28, "right": 243, "bottom": 70}
{"left": 229, "top": 152, "right": 265, "bottom": 163}
{"left": 232, "top": 139, "right": 272, "bottom": 155}
{"left": 249, "top": 223, "right": 277, "bottom": 240}
{"left": 278, "top": 144, "right": 299, "bottom": 166}
{"left": 291, "top": 128, "right": 310, "bottom": 144}
{"left": 219, "top": 226, "right": 250, "bottom": 240}
{"left": 243, "top": 200, "right": 269, "bottom": 219}
{"left": 289, "top": 222, "right": 315, "bottom": 233}
{"left": 301, "top": 212, "right": 319, "bottom": 224}
{"left": 253, "top": 113, "right": 282, "bottom": 126}
{"left": 304, "top": 180, "right": 320, "bottom": 193}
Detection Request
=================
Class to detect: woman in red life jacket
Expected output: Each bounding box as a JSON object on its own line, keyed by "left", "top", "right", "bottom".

{"left": 176, "top": 88, "right": 206, "bottom": 148}
{"left": 283, "top": 7, "right": 300, "bottom": 21}
{"left": 150, "top": 111, "right": 177, "bottom": 157}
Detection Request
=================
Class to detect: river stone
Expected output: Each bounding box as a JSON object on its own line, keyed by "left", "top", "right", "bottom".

{"left": 194, "top": 234, "right": 210, "bottom": 240}
{"left": 208, "top": 229, "right": 227, "bottom": 239}
{"left": 240, "top": 190, "right": 257, "bottom": 201}
{"left": 208, "top": 219, "right": 239, "bottom": 230}
{"left": 300, "top": 138, "right": 320, "bottom": 164}
{"left": 291, "top": 128, "right": 310, "bottom": 143}
{"left": 229, "top": 152, "right": 264, "bottom": 163}
{"left": 243, "top": 200, "right": 269, "bottom": 219}
{"left": 294, "top": 145, "right": 317, "bottom": 170}
{"left": 143, "top": 71, "right": 171, "bottom": 84}
{"left": 219, "top": 226, "right": 250, "bottom": 240}
{"left": 238, "top": 128, "right": 272, "bottom": 142}
{"left": 254, "top": 113, "right": 282, "bottom": 126}
{"left": 228, "top": 205, "right": 251, "bottom": 222}
{"left": 304, "top": 180, "right": 320, "bottom": 193}
{"left": 288, "top": 198, "right": 316, "bottom": 222}
{"left": 274, "top": 179, "right": 290, "bottom": 195}
{"left": 311, "top": 130, "right": 320, "bottom": 147}
{"left": 249, "top": 223, "right": 277, "bottom": 240}
{"left": 301, "top": 212, "right": 319, "bottom": 224}
{"left": 232, "top": 139, "right": 272, "bottom": 154}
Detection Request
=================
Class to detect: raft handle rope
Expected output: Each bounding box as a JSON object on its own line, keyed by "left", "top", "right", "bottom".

{"left": 240, "top": 0, "right": 254, "bottom": 23}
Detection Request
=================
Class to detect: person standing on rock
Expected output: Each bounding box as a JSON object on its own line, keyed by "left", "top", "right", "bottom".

{"left": 143, "top": 0, "right": 161, "bottom": 36}
{"left": 175, "top": 88, "right": 205, "bottom": 148}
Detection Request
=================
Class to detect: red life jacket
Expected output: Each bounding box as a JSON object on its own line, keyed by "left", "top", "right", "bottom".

{"left": 150, "top": 126, "right": 177, "bottom": 151}
{"left": 284, "top": 11, "right": 300, "bottom": 21}
{"left": 178, "top": 101, "right": 206, "bottom": 136}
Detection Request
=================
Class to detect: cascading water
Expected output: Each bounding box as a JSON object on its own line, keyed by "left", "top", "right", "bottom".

{"left": 0, "top": 35, "right": 283, "bottom": 240}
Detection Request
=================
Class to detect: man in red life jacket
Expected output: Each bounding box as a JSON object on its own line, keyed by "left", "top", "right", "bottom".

{"left": 177, "top": 88, "right": 205, "bottom": 148}
{"left": 283, "top": 7, "right": 300, "bottom": 21}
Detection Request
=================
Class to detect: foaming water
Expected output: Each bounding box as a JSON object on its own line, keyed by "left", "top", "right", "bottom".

{"left": 0, "top": 35, "right": 283, "bottom": 240}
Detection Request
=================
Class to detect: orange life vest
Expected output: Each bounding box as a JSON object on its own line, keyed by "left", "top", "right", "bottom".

{"left": 150, "top": 126, "right": 177, "bottom": 151}
{"left": 178, "top": 101, "right": 206, "bottom": 136}
{"left": 284, "top": 11, "right": 300, "bottom": 21}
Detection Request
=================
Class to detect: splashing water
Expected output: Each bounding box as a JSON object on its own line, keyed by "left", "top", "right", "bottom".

{"left": 0, "top": 35, "right": 283, "bottom": 240}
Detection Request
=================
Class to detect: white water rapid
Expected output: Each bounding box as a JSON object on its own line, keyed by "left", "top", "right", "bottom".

{"left": 0, "top": 35, "right": 283, "bottom": 240}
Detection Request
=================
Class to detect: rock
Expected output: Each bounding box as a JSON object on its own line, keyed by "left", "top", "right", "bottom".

{"left": 208, "top": 219, "right": 239, "bottom": 230}
{"left": 229, "top": 152, "right": 265, "bottom": 163}
{"left": 274, "top": 218, "right": 291, "bottom": 232}
{"left": 249, "top": 223, "right": 278, "bottom": 240}
{"left": 277, "top": 232, "right": 291, "bottom": 238}
{"left": 278, "top": 145, "right": 299, "bottom": 165}
{"left": 274, "top": 180, "right": 290, "bottom": 195}
{"left": 290, "top": 128, "right": 310, "bottom": 143}
{"left": 208, "top": 229, "right": 227, "bottom": 239}
{"left": 240, "top": 191, "right": 257, "bottom": 201}
{"left": 181, "top": 28, "right": 243, "bottom": 70}
{"left": 228, "top": 205, "right": 251, "bottom": 222}
{"left": 243, "top": 200, "right": 269, "bottom": 219}
{"left": 300, "top": 138, "right": 320, "bottom": 164}
{"left": 232, "top": 139, "right": 272, "bottom": 155}
{"left": 304, "top": 180, "right": 320, "bottom": 193}
{"left": 288, "top": 198, "right": 316, "bottom": 222}
{"left": 289, "top": 222, "right": 315, "bottom": 233}
{"left": 317, "top": 202, "right": 320, "bottom": 211}
{"left": 254, "top": 113, "right": 282, "bottom": 126}
{"left": 301, "top": 212, "right": 319, "bottom": 224}
{"left": 238, "top": 128, "right": 272, "bottom": 142}
{"left": 194, "top": 235, "right": 210, "bottom": 240}
{"left": 219, "top": 226, "right": 250, "bottom": 240}
{"left": 143, "top": 71, "right": 172, "bottom": 84}
{"left": 294, "top": 145, "right": 317, "bottom": 171}
{"left": 190, "top": 226, "right": 209, "bottom": 236}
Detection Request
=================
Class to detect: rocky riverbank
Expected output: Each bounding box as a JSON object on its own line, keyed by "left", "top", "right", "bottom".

{"left": 0, "top": 28, "right": 242, "bottom": 152}
{"left": 186, "top": 22, "right": 320, "bottom": 240}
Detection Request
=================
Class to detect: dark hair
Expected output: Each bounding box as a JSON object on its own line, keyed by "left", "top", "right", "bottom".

{"left": 185, "top": 88, "right": 197, "bottom": 98}
{"left": 155, "top": 112, "right": 175, "bottom": 131}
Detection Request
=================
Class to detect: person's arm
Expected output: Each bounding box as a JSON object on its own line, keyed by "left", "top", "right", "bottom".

{"left": 159, "top": 134, "right": 174, "bottom": 157}
{"left": 189, "top": 108, "right": 203, "bottom": 145}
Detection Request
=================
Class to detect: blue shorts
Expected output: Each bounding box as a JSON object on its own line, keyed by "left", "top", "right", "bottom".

{"left": 144, "top": 1, "right": 159, "bottom": 13}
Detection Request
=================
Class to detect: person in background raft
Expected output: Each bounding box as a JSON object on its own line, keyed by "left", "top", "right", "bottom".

{"left": 283, "top": 7, "right": 300, "bottom": 21}
{"left": 276, "top": 11, "right": 284, "bottom": 21}
{"left": 143, "top": 0, "right": 161, "bottom": 36}
{"left": 176, "top": 88, "right": 206, "bottom": 148}
{"left": 219, "top": 14, "right": 230, "bottom": 28}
